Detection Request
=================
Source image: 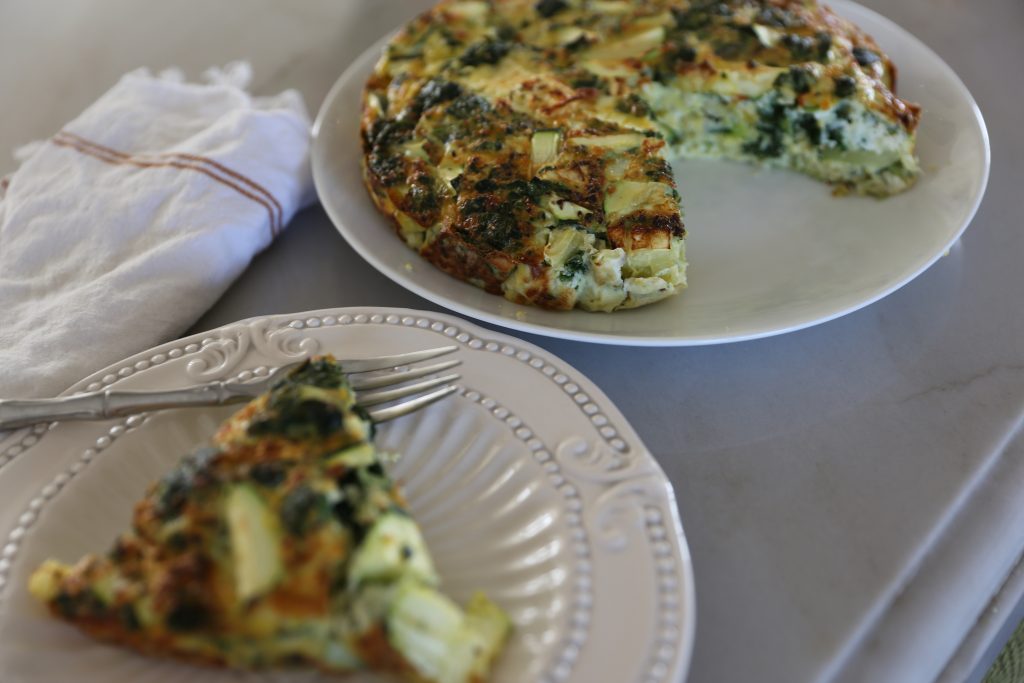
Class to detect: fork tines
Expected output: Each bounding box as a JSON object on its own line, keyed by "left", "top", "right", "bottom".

{"left": 340, "top": 346, "right": 462, "bottom": 422}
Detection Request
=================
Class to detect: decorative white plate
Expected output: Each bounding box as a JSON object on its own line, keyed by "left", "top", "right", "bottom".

{"left": 312, "top": 0, "right": 989, "bottom": 346}
{"left": 0, "top": 308, "right": 695, "bottom": 683}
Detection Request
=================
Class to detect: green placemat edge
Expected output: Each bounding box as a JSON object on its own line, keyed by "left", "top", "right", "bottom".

{"left": 984, "top": 617, "right": 1024, "bottom": 683}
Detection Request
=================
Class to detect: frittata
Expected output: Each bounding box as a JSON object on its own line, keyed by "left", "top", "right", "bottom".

{"left": 29, "top": 358, "right": 509, "bottom": 683}
{"left": 360, "top": 0, "right": 921, "bottom": 311}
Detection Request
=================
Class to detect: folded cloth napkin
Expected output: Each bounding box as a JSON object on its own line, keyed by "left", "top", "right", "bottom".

{"left": 0, "top": 62, "right": 313, "bottom": 399}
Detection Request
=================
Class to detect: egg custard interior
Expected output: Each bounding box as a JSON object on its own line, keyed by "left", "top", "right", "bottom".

{"left": 361, "top": 0, "right": 921, "bottom": 312}
{"left": 29, "top": 358, "right": 509, "bottom": 683}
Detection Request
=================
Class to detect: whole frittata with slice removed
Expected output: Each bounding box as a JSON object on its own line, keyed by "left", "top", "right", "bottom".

{"left": 29, "top": 358, "right": 509, "bottom": 683}
{"left": 360, "top": 0, "right": 921, "bottom": 311}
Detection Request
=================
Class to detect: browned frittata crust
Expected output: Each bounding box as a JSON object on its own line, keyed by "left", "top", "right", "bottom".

{"left": 361, "top": 0, "right": 921, "bottom": 312}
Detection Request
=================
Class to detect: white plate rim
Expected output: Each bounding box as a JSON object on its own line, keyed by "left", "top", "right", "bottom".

{"left": 310, "top": 0, "right": 990, "bottom": 347}
{"left": 0, "top": 306, "right": 696, "bottom": 683}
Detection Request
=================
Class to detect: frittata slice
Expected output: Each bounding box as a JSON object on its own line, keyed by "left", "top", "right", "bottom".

{"left": 360, "top": 0, "right": 921, "bottom": 312}
{"left": 29, "top": 358, "right": 509, "bottom": 683}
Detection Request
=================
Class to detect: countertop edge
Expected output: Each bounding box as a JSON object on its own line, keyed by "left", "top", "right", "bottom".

{"left": 828, "top": 410, "right": 1024, "bottom": 683}
{"left": 942, "top": 554, "right": 1024, "bottom": 683}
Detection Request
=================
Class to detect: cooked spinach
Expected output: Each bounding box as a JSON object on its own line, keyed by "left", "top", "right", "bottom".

{"left": 559, "top": 251, "right": 589, "bottom": 282}
{"left": 757, "top": 6, "right": 797, "bottom": 28}
{"left": 367, "top": 151, "right": 406, "bottom": 186}
{"left": 479, "top": 211, "right": 521, "bottom": 250}
{"left": 815, "top": 31, "right": 832, "bottom": 60}
{"left": 407, "top": 176, "right": 440, "bottom": 216}
{"left": 250, "top": 461, "right": 288, "bottom": 487}
{"left": 155, "top": 447, "right": 219, "bottom": 520}
{"left": 53, "top": 589, "right": 106, "bottom": 619}
{"left": 833, "top": 75, "right": 856, "bottom": 98}
{"left": 825, "top": 122, "right": 846, "bottom": 150}
{"left": 460, "top": 40, "right": 511, "bottom": 67}
{"left": 446, "top": 93, "right": 492, "bottom": 119}
{"left": 782, "top": 33, "right": 816, "bottom": 62}
{"left": 247, "top": 387, "right": 345, "bottom": 441}
{"left": 535, "top": 0, "right": 568, "bottom": 18}
{"left": 280, "top": 485, "right": 329, "bottom": 536}
{"left": 852, "top": 46, "right": 879, "bottom": 66}
{"left": 166, "top": 600, "right": 208, "bottom": 632}
{"left": 643, "top": 157, "right": 674, "bottom": 183}
{"left": 414, "top": 79, "right": 462, "bottom": 113}
{"left": 743, "top": 99, "right": 787, "bottom": 158}
{"left": 278, "top": 358, "right": 347, "bottom": 390}
{"left": 775, "top": 65, "right": 814, "bottom": 94}
{"left": 797, "top": 113, "right": 821, "bottom": 145}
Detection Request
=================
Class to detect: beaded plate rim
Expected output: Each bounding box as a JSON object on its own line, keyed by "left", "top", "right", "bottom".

{"left": 0, "top": 307, "right": 695, "bottom": 683}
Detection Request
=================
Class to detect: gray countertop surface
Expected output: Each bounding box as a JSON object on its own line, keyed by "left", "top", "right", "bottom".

{"left": 3, "top": 1, "right": 1022, "bottom": 681}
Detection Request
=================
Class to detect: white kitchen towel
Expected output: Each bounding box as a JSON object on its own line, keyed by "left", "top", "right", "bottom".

{"left": 0, "top": 62, "right": 313, "bottom": 398}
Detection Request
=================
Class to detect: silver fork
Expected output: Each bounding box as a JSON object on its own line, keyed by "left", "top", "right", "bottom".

{"left": 0, "top": 346, "right": 462, "bottom": 431}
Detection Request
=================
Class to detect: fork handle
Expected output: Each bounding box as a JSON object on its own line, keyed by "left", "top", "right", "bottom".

{"left": 0, "top": 384, "right": 252, "bottom": 431}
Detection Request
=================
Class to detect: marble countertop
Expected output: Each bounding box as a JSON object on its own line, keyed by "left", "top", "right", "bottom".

{"left": 3, "top": 1, "right": 1022, "bottom": 681}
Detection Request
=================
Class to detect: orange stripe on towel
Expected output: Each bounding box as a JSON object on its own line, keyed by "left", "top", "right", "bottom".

{"left": 52, "top": 131, "right": 284, "bottom": 239}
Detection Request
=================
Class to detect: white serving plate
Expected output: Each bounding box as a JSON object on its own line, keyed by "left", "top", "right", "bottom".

{"left": 0, "top": 307, "right": 695, "bottom": 683}
{"left": 312, "top": 0, "right": 989, "bottom": 346}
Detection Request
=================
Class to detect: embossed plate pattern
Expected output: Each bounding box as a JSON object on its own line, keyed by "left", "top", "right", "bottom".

{"left": 0, "top": 307, "right": 695, "bottom": 683}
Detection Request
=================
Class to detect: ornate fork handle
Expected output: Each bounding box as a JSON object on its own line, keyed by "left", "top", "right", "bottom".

{"left": 0, "top": 345, "right": 462, "bottom": 432}
{"left": 0, "top": 382, "right": 259, "bottom": 431}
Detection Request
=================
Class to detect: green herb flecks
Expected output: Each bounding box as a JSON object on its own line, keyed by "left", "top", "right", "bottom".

{"left": 742, "top": 97, "right": 787, "bottom": 159}
{"left": 460, "top": 40, "right": 511, "bottom": 67}
{"left": 414, "top": 79, "right": 463, "bottom": 113}
{"left": 833, "top": 75, "right": 856, "bottom": 98}
{"left": 852, "top": 46, "right": 879, "bottom": 66}
{"left": 280, "top": 485, "right": 330, "bottom": 536}
{"left": 535, "top": 0, "right": 568, "bottom": 18}
{"left": 446, "top": 93, "right": 492, "bottom": 120}
{"left": 275, "top": 358, "right": 347, "bottom": 391}
{"left": 774, "top": 65, "right": 815, "bottom": 95}
{"left": 155, "top": 447, "right": 219, "bottom": 520}
{"left": 558, "top": 251, "right": 589, "bottom": 282}
{"left": 797, "top": 113, "right": 821, "bottom": 146}
{"left": 247, "top": 387, "right": 345, "bottom": 442}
